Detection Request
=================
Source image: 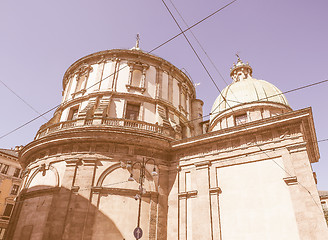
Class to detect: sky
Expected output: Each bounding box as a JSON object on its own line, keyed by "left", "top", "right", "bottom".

{"left": 0, "top": 0, "right": 327, "bottom": 190}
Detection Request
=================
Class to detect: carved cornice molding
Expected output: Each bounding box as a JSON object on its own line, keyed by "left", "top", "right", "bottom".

{"left": 74, "top": 64, "right": 93, "bottom": 77}
{"left": 20, "top": 187, "right": 60, "bottom": 200}
{"left": 194, "top": 160, "right": 211, "bottom": 170}
{"left": 173, "top": 108, "right": 312, "bottom": 151}
{"left": 92, "top": 187, "right": 158, "bottom": 198}
{"left": 287, "top": 143, "right": 307, "bottom": 153}
{"left": 62, "top": 49, "right": 195, "bottom": 95}
{"left": 209, "top": 187, "right": 222, "bottom": 194}
{"left": 178, "top": 190, "right": 198, "bottom": 199}
{"left": 125, "top": 84, "right": 146, "bottom": 93}
{"left": 283, "top": 176, "right": 298, "bottom": 186}
{"left": 65, "top": 158, "right": 82, "bottom": 167}
{"left": 127, "top": 61, "right": 150, "bottom": 70}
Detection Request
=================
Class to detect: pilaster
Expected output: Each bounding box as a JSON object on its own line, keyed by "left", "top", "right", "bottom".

{"left": 192, "top": 161, "right": 212, "bottom": 240}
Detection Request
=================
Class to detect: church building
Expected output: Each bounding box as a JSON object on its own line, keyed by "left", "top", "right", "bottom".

{"left": 6, "top": 43, "right": 328, "bottom": 239}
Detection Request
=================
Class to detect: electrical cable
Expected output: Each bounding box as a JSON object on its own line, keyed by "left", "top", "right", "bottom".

{"left": 160, "top": 0, "right": 324, "bottom": 212}
{"left": 184, "top": 79, "right": 328, "bottom": 125}
{"left": 161, "top": 0, "right": 223, "bottom": 94}
{"left": 0, "top": 105, "right": 58, "bottom": 140}
{"left": 0, "top": 0, "right": 238, "bottom": 140}
{"left": 150, "top": 0, "right": 238, "bottom": 53}
{"left": 168, "top": 0, "right": 229, "bottom": 86}
{"left": 0, "top": 79, "right": 48, "bottom": 120}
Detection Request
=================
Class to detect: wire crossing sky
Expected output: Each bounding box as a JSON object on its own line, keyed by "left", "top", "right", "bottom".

{"left": 1, "top": 0, "right": 327, "bottom": 190}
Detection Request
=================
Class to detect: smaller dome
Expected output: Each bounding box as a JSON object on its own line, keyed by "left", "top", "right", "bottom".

{"left": 210, "top": 58, "right": 290, "bottom": 125}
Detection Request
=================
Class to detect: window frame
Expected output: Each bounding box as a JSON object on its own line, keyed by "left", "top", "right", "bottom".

{"left": 235, "top": 113, "right": 248, "bottom": 126}
{"left": 11, "top": 184, "right": 19, "bottom": 195}
{"left": 67, "top": 105, "right": 79, "bottom": 121}
{"left": 1, "top": 165, "right": 9, "bottom": 174}
{"left": 125, "top": 103, "right": 141, "bottom": 121}
{"left": 13, "top": 168, "right": 20, "bottom": 178}
{"left": 1, "top": 203, "right": 14, "bottom": 220}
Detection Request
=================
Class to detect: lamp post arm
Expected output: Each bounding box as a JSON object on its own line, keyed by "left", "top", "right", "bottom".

{"left": 145, "top": 158, "right": 155, "bottom": 166}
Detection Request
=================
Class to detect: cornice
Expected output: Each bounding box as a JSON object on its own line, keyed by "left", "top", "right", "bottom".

{"left": 0, "top": 152, "right": 18, "bottom": 162}
{"left": 20, "top": 127, "right": 173, "bottom": 165}
{"left": 172, "top": 108, "right": 318, "bottom": 162}
{"left": 62, "top": 49, "right": 195, "bottom": 94}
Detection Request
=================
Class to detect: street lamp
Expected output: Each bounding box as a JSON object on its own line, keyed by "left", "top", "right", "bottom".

{"left": 127, "top": 158, "right": 157, "bottom": 239}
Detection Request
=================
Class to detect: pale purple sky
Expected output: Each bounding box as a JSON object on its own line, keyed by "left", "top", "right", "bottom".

{"left": 1, "top": 0, "right": 327, "bottom": 190}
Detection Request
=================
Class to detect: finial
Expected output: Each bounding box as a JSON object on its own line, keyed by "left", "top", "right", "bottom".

{"left": 135, "top": 33, "right": 140, "bottom": 49}
{"left": 230, "top": 54, "right": 253, "bottom": 82}
{"left": 236, "top": 53, "right": 240, "bottom": 61}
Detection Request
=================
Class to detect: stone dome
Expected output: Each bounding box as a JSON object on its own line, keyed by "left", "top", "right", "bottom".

{"left": 210, "top": 58, "right": 291, "bottom": 130}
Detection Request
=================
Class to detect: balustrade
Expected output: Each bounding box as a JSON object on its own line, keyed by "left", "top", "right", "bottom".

{"left": 35, "top": 118, "right": 164, "bottom": 139}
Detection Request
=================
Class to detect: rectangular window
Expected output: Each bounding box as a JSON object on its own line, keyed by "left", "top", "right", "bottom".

{"left": 11, "top": 185, "right": 19, "bottom": 195}
{"left": 67, "top": 106, "right": 79, "bottom": 121}
{"left": 1, "top": 204, "right": 14, "bottom": 220}
{"left": 125, "top": 103, "right": 140, "bottom": 120}
{"left": 1, "top": 165, "right": 9, "bottom": 174}
{"left": 13, "top": 168, "right": 20, "bottom": 178}
{"left": 235, "top": 114, "right": 248, "bottom": 126}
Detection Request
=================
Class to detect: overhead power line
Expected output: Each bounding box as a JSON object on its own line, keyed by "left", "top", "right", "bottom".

{"left": 0, "top": 0, "right": 238, "bottom": 140}
{"left": 168, "top": 0, "right": 229, "bottom": 86}
{"left": 186, "top": 78, "right": 328, "bottom": 124}
{"left": 160, "top": 0, "right": 323, "bottom": 212}
{"left": 0, "top": 105, "right": 58, "bottom": 140}
{"left": 0, "top": 79, "right": 48, "bottom": 120}
{"left": 150, "top": 0, "right": 238, "bottom": 53}
{"left": 161, "top": 0, "right": 223, "bottom": 93}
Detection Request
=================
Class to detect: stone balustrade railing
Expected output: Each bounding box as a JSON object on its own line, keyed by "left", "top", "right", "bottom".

{"left": 35, "top": 118, "right": 165, "bottom": 140}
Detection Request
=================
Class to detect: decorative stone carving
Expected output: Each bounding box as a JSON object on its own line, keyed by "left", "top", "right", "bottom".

{"left": 178, "top": 190, "right": 198, "bottom": 198}
{"left": 126, "top": 61, "right": 149, "bottom": 93}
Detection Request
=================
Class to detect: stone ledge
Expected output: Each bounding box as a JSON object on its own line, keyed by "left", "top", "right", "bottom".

{"left": 178, "top": 190, "right": 198, "bottom": 198}
{"left": 194, "top": 161, "right": 211, "bottom": 169}
{"left": 92, "top": 186, "right": 158, "bottom": 198}
{"left": 283, "top": 176, "right": 298, "bottom": 185}
{"left": 209, "top": 187, "right": 222, "bottom": 194}
{"left": 21, "top": 187, "right": 60, "bottom": 199}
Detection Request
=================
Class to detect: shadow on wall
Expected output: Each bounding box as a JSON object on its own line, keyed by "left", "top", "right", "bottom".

{"left": 6, "top": 186, "right": 125, "bottom": 240}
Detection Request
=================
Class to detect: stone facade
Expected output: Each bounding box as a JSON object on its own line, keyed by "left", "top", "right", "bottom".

{"left": 319, "top": 191, "right": 328, "bottom": 225}
{"left": 0, "top": 148, "right": 22, "bottom": 239}
{"left": 6, "top": 49, "right": 328, "bottom": 240}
